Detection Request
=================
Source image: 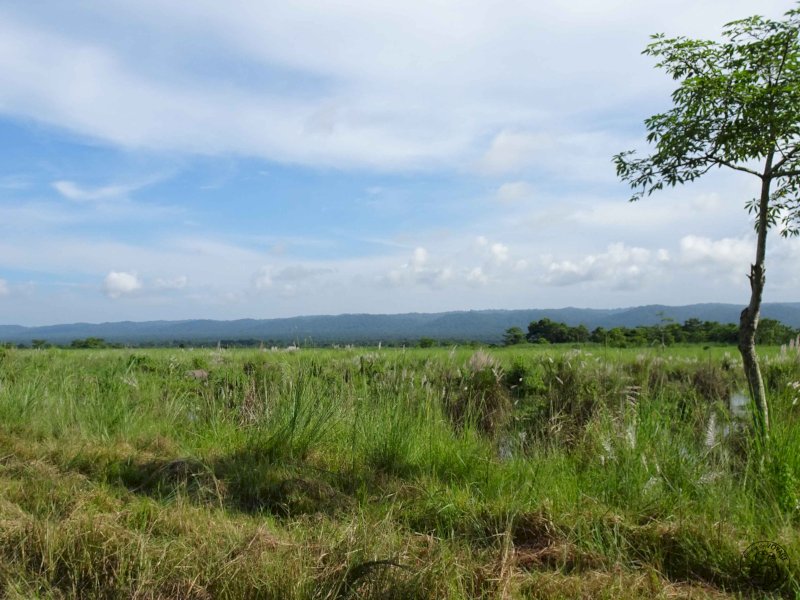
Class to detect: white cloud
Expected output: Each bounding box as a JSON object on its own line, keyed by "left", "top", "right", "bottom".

{"left": 0, "top": 13, "right": 465, "bottom": 171}
{"left": 769, "top": 237, "right": 800, "bottom": 291}
{"left": 384, "top": 247, "right": 455, "bottom": 289}
{"left": 466, "top": 266, "right": 488, "bottom": 285}
{"left": 51, "top": 172, "right": 169, "bottom": 204}
{"left": 2, "top": 223, "right": 797, "bottom": 325}
{"left": 0, "top": 1, "right": 788, "bottom": 172}
{"left": 490, "top": 242, "right": 509, "bottom": 263}
{"left": 411, "top": 247, "right": 428, "bottom": 270}
{"left": 154, "top": 275, "right": 188, "bottom": 290}
{"left": 480, "top": 131, "right": 545, "bottom": 174}
{"left": 252, "top": 264, "right": 334, "bottom": 296}
{"left": 273, "top": 265, "right": 333, "bottom": 283}
{"left": 678, "top": 235, "right": 753, "bottom": 282}
{"left": 567, "top": 178, "right": 753, "bottom": 233}
{"left": 0, "top": 0, "right": 797, "bottom": 324}
{"left": 253, "top": 267, "right": 273, "bottom": 290}
{"left": 496, "top": 181, "right": 534, "bottom": 203}
{"left": 478, "top": 129, "right": 630, "bottom": 182}
{"left": 0, "top": 279, "right": 9, "bottom": 296}
{"left": 541, "top": 243, "right": 667, "bottom": 290}
{"left": 52, "top": 180, "right": 132, "bottom": 202}
{"left": 103, "top": 271, "right": 142, "bottom": 298}
{"left": 474, "top": 236, "right": 514, "bottom": 268}
{"left": 381, "top": 238, "right": 523, "bottom": 290}
{"left": 690, "top": 192, "right": 724, "bottom": 212}
{"left": 679, "top": 235, "right": 752, "bottom": 267}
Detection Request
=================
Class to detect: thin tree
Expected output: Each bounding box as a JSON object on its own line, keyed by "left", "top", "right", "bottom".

{"left": 614, "top": 7, "right": 800, "bottom": 438}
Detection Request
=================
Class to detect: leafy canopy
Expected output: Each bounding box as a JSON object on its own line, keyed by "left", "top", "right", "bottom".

{"left": 614, "top": 8, "right": 800, "bottom": 236}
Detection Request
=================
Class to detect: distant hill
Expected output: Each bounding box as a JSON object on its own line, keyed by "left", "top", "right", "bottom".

{"left": 1, "top": 302, "right": 799, "bottom": 346}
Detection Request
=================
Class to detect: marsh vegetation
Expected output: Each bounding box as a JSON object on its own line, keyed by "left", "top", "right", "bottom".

{"left": 0, "top": 345, "right": 797, "bottom": 598}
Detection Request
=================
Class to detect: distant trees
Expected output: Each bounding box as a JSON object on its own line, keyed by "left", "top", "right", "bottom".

{"left": 502, "top": 318, "right": 797, "bottom": 347}
{"left": 69, "top": 337, "right": 114, "bottom": 349}
{"left": 502, "top": 327, "right": 526, "bottom": 346}
{"left": 418, "top": 337, "right": 436, "bottom": 348}
{"left": 7, "top": 319, "right": 799, "bottom": 350}
{"left": 526, "top": 319, "right": 589, "bottom": 344}
{"left": 755, "top": 318, "right": 798, "bottom": 345}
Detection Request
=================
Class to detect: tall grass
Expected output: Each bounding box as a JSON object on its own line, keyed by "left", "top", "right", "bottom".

{"left": 0, "top": 345, "right": 797, "bottom": 598}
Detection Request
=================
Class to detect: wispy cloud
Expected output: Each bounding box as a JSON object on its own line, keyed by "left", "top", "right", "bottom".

{"left": 154, "top": 275, "right": 188, "bottom": 290}
{"left": 51, "top": 172, "right": 167, "bottom": 203}
{"left": 252, "top": 264, "right": 336, "bottom": 297}
{"left": 0, "top": 1, "right": 788, "bottom": 172}
{"left": 52, "top": 180, "right": 135, "bottom": 202}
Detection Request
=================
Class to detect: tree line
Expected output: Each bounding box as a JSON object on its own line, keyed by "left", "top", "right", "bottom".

{"left": 503, "top": 318, "right": 799, "bottom": 348}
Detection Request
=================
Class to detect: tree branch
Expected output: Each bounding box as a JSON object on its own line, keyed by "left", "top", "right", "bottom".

{"left": 772, "top": 168, "right": 800, "bottom": 178}
{"left": 713, "top": 158, "right": 763, "bottom": 177}
{"left": 771, "top": 145, "right": 800, "bottom": 172}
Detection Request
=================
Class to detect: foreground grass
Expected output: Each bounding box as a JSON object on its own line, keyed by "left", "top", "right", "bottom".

{"left": 0, "top": 345, "right": 797, "bottom": 598}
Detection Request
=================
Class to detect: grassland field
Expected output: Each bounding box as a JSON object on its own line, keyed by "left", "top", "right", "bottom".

{"left": 0, "top": 344, "right": 798, "bottom": 599}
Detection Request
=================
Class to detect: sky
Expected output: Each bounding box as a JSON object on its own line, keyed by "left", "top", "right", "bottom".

{"left": 0, "top": 0, "right": 799, "bottom": 326}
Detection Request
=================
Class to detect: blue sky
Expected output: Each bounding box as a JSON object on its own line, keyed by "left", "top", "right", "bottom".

{"left": 0, "top": 0, "right": 798, "bottom": 325}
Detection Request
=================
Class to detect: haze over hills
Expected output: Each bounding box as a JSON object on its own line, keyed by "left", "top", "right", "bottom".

{"left": 1, "top": 303, "right": 799, "bottom": 346}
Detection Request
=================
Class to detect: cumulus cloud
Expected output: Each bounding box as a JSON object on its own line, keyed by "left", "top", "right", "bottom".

{"left": 678, "top": 235, "right": 753, "bottom": 282}
{"left": 410, "top": 247, "right": 428, "bottom": 270}
{"left": 381, "top": 238, "right": 524, "bottom": 290}
{"left": 104, "top": 271, "right": 142, "bottom": 298}
{"left": 384, "top": 246, "right": 455, "bottom": 288}
{"left": 541, "top": 243, "right": 667, "bottom": 290}
{"left": 253, "top": 267, "right": 273, "bottom": 290}
{"left": 679, "top": 235, "right": 751, "bottom": 266}
{"left": 475, "top": 236, "right": 516, "bottom": 269}
{"left": 466, "top": 266, "right": 488, "bottom": 285}
{"left": 490, "top": 242, "right": 509, "bottom": 263}
{"left": 769, "top": 237, "right": 800, "bottom": 289}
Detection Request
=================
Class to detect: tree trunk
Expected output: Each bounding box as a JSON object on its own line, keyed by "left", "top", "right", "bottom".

{"left": 737, "top": 163, "right": 773, "bottom": 440}
{"left": 738, "top": 266, "right": 768, "bottom": 437}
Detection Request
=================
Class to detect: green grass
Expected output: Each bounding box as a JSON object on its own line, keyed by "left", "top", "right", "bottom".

{"left": 0, "top": 345, "right": 797, "bottom": 598}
